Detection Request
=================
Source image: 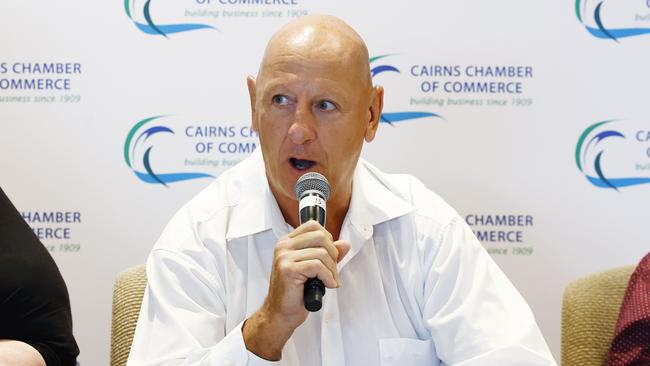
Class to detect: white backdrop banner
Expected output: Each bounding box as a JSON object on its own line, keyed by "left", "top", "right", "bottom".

{"left": 2, "top": 0, "right": 650, "bottom": 364}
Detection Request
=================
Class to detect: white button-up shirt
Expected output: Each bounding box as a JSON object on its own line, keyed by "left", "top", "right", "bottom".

{"left": 128, "top": 149, "right": 557, "bottom": 366}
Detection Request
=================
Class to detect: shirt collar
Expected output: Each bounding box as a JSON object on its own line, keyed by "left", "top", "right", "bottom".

{"left": 345, "top": 158, "right": 416, "bottom": 239}
{"left": 225, "top": 150, "right": 415, "bottom": 241}
{"left": 225, "top": 148, "right": 286, "bottom": 240}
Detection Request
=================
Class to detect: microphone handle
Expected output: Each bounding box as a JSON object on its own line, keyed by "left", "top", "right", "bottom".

{"left": 299, "top": 205, "right": 326, "bottom": 226}
{"left": 299, "top": 193, "right": 326, "bottom": 312}
{"left": 304, "top": 278, "right": 325, "bottom": 312}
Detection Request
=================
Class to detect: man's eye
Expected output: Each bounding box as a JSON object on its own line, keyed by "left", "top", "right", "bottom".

{"left": 317, "top": 100, "right": 336, "bottom": 111}
{"left": 272, "top": 95, "right": 289, "bottom": 105}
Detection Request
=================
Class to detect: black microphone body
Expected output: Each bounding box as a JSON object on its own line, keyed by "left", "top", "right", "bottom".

{"left": 294, "top": 172, "right": 330, "bottom": 312}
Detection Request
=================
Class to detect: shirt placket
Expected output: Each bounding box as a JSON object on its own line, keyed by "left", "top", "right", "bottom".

{"left": 320, "top": 288, "right": 345, "bottom": 366}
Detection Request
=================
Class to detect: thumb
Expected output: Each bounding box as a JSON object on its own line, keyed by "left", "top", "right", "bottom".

{"left": 334, "top": 241, "right": 351, "bottom": 263}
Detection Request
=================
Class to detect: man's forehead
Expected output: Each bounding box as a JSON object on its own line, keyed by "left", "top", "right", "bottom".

{"left": 263, "top": 50, "right": 350, "bottom": 77}
{"left": 258, "top": 53, "right": 367, "bottom": 97}
{"left": 260, "top": 64, "right": 352, "bottom": 98}
{"left": 256, "top": 15, "right": 371, "bottom": 89}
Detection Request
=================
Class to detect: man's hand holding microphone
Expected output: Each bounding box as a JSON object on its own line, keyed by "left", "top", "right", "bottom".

{"left": 242, "top": 173, "right": 350, "bottom": 361}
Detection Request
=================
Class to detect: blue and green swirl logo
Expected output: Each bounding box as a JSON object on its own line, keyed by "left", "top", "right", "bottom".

{"left": 576, "top": 120, "right": 650, "bottom": 190}
{"left": 124, "top": 0, "right": 215, "bottom": 37}
{"left": 124, "top": 116, "right": 214, "bottom": 186}
{"left": 576, "top": 0, "right": 650, "bottom": 41}
{"left": 370, "top": 55, "right": 442, "bottom": 124}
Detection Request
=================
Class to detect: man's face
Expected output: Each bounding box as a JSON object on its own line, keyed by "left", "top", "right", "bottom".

{"left": 248, "top": 38, "right": 381, "bottom": 208}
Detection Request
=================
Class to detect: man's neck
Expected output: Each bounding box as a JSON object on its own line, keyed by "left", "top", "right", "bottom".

{"left": 323, "top": 196, "right": 350, "bottom": 241}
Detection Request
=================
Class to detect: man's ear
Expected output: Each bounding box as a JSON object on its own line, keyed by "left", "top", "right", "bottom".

{"left": 246, "top": 75, "right": 258, "bottom": 132}
{"left": 365, "top": 85, "right": 384, "bottom": 142}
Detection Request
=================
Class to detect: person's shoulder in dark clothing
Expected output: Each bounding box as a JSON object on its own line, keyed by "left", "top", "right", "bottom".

{"left": 0, "top": 187, "right": 79, "bottom": 366}
{"left": 607, "top": 252, "right": 650, "bottom": 366}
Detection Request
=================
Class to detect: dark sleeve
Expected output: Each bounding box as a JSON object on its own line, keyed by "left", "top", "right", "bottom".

{"left": 0, "top": 187, "right": 80, "bottom": 366}
{"left": 606, "top": 252, "right": 650, "bottom": 366}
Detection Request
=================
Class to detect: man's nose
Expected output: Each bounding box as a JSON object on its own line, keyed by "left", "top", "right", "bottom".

{"left": 288, "top": 103, "right": 317, "bottom": 145}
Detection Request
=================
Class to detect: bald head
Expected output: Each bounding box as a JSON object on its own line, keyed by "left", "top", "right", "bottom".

{"left": 257, "top": 15, "right": 372, "bottom": 91}
{"left": 246, "top": 15, "right": 384, "bottom": 224}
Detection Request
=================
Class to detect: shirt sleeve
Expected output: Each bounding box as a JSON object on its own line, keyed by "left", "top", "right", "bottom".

{"left": 126, "top": 248, "right": 279, "bottom": 366}
{"left": 0, "top": 187, "right": 80, "bottom": 366}
{"left": 606, "top": 252, "right": 650, "bottom": 366}
{"left": 420, "top": 216, "right": 558, "bottom": 365}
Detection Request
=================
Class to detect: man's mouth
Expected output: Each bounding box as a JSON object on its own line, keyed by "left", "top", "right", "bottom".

{"left": 290, "top": 158, "right": 316, "bottom": 171}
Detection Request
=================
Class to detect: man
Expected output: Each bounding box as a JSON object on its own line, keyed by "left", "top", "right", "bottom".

{"left": 128, "top": 15, "right": 557, "bottom": 365}
{"left": 0, "top": 187, "right": 79, "bottom": 366}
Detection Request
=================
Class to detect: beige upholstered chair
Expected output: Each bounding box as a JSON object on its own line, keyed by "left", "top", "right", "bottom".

{"left": 110, "top": 263, "right": 636, "bottom": 366}
{"left": 561, "top": 265, "right": 635, "bottom": 366}
{"left": 110, "top": 264, "right": 147, "bottom": 366}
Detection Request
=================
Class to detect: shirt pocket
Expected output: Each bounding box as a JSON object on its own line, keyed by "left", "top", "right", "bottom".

{"left": 378, "top": 338, "right": 439, "bottom": 366}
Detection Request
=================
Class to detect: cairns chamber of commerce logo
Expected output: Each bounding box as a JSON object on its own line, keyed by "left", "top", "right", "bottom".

{"left": 124, "top": 116, "right": 215, "bottom": 186}
{"left": 575, "top": 0, "right": 650, "bottom": 41}
{"left": 124, "top": 0, "right": 215, "bottom": 38}
{"left": 370, "top": 54, "right": 442, "bottom": 125}
{"left": 575, "top": 119, "right": 650, "bottom": 191}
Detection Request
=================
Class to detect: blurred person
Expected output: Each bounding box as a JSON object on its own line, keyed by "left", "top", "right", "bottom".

{"left": 607, "top": 252, "right": 650, "bottom": 366}
{"left": 0, "top": 187, "right": 79, "bottom": 366}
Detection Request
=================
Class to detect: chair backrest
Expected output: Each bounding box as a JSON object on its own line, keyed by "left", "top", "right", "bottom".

{"left": 561, "top": 265, "right": 635, "bottom": 366}
{"left": 110, "top": 264, "right": 147, "bottom": 366}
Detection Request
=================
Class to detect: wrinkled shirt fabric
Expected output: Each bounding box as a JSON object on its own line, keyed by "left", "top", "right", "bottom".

{"left": 128, "top": 149, "right": 557, "bottom": 366}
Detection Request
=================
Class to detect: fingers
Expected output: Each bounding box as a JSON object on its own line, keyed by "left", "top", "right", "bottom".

{"left": 287, "top": 247, "right": 339, "bottom": 286}
{"left": 281, "top": 224, "right": 338, "bottom": 262}
{"left": 262, "top": 222, "right": 346, "bottom": 330}
{"left": 288, "top": 220, "right": 332, "bottom": 240}
{"left": 275, "top": 250, "right": 338, "bottom": 288}
{"left": 293, "top": 259, "right": 338, "bottom": 288}
{"left": 334, "top": 241, "right": 351, "bottom": 263}
{"left": 275, "top": 221, "right": 353, "bottom": 289}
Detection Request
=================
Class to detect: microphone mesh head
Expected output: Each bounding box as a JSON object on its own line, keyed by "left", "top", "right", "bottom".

{"left": 294, "top": 172, "right": 330, "bottom": 201}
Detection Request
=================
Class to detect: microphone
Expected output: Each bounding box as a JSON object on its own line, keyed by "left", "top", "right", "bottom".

{"left": 294, "top": 172, "right": 330, "bottom": 312}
